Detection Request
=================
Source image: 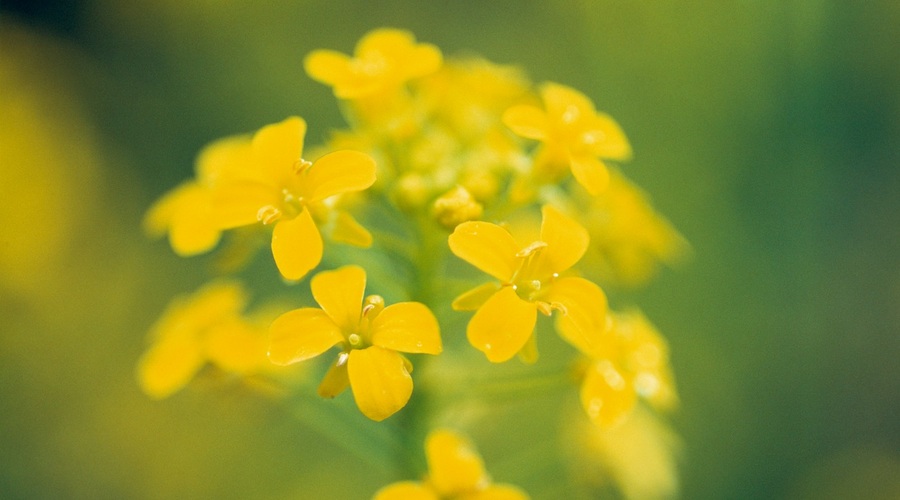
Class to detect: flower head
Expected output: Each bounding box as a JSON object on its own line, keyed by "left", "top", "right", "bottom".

{"left": 564, "top": 310, "right": 678, "bottom": 428}
{"left": 305, "top": 28, "right": 442, "bottom": 100}
{"left": 268, "top": 265, "right": 441, "bottom": 421}
{"left": 136, "top": 281, "right": 274, "bottom": 399}
{"left": 448, "top": 205, "right": 608, "bottom": 362}
{"left": 503, "top": 82, "right": 631, "bottom": 195}
{"left": 212, "top": 117, "right": 377, "bottom": 281}
{"left": 374, "top": 429, "right": 529, "bottom": 500}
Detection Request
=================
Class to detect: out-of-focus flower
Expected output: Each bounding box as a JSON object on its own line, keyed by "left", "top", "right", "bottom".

{"left": 305, "top": 28, "right": 442, "bottom": 100}
{"left": 504, "top": 82, "right": 631, "bottom": 195}
{"left": 374, "top": 429, "right": 529, "bottom": 500}
{"left": 578, "top": 170, "right": 688, "bottom": 287}
{"left": 564, "top": 310, "right": 678, "bottom": 427}
{"left": 448, "top": 205, "right": 608, "bottom": 362}
{"left": 136, "top": 281, "right": 274, "bottom": 399}
{"left": 268, "top": 265, "right": 441, "bottom": 421}
{"left": 566, "top": 407, "right": 680, "bottom": 500}
{"left": 432, "top": 185, "right": 484, "bottom": 229}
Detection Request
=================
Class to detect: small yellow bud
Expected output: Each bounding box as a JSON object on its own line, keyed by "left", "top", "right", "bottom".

{"left": 432, "top": 185, "right": 483, "bottom": 230}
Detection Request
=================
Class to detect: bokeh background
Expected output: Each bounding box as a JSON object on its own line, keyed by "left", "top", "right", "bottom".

{"left": 2, "top": 1, "right": 899, "bottom": 498}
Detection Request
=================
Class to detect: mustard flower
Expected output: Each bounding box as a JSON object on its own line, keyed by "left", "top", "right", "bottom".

{"left": 305, "top": 28, "right": 442, "bottom": 100}
{"left": 503, "top": 82, "right": 631, "bottom": 195}
{"left": 136, "top": 281, "right": 272, "bottom": 399}
{"left": 212, "top": 116, "right": 377, "bottom": 281}
{"left": 448, "top": 205, "right": 608, "bottom": 362}
{"left": 268, "top": 265, "right": 442, "bottom": 421}
{"left": 374, "top": 429, "right": 529, "bottom": 500}
{"left": 577, "top": 170, "right": 688, "bottom": 287}
{"left": 561, "top": 310, "right": 678, "bottom": 428}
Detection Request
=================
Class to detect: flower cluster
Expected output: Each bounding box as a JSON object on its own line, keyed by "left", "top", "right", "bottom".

{"left": 138, "top": 28, "right": 684, "bottom": 498}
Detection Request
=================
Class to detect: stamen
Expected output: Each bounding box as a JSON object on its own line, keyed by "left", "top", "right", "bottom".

{"left": 292, "top": 158, "right": 313, "bottom": 174}
{"left": 256, "top": 205, "right": 282, "bottom": 225}
{"left": 516, "top": 240, "right": 548, "bottom": 257}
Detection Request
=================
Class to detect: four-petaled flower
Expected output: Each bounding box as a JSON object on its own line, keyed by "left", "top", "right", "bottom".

{"left": 374, "top": 429, "right": 529, "bottom": 500}
{"left": 136, "top": 281, "right": 273, "bottom": 399}
{"left": 268, "top": 265, "right": 442, "bottom": 421}
{"left": 448, "top": 205, "right": 608, "bottom": 363}
{"left": 305, "top": 28, "right": 442, "bottom": 100}
{"left": 212, "top": 116, "right": 377, "bottom": 281}
{"left": 562, "top": 309, "right": 679, "bottom": 428}
{"left": 503, "top": 82, "right": 631, "bottom": 195}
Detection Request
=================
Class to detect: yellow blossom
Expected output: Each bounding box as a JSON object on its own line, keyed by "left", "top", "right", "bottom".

{"left": 448, "top": 205, "right": 608, "bottom": 362}
{"left": 268, "top": 265, "right": 442, "bottom": 421}
{"left": 211, "top": 117, "right": 377, "bottom": 281}
{"left": 374, "top": 429, "right": 529, "bottom": 500}
{"left": 578, "top": 170, "right": 688, "bottom": 287}
{"left": 562, "top": 310, "right": 678, "bottom": 427}
{"left": 503, "top": 82, "right": 631, "bottom": 195}
{"left": 305, "top": 28, "right": 442, "bottom": 100}
{"left": 136, "top": 281, "right": 273, "bottom": 399}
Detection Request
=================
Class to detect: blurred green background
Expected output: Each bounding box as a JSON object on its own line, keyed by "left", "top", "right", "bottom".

{"left": 2, "top": 1, "right": 899, "bottom": 498}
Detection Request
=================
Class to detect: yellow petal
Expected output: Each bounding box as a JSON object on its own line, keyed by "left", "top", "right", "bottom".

{"left": 543, "top": 277, "right": 608, "bottom": 356}
{"left": 581, "top": 360, "right": 637, "bottom": 428}
{"left": 251, "top": 116, "right": 307, "bottom": 183}
{"left": 304, "top": 49, "right": 351, "bottom": 86}
{"left": 205, "top": 319, "right": 268, "bottom": 373}
{"left": 451, "top": 282, "right": 501, "bottom": 311}
{"left": 305, "top": 150, "right": 376, "bottom": 201}
{"left": 211, "top": 182, "right": 281, "bottom": 229}
{"left": 347, "top": 347, "right": 413, "bottom": 421}
{"left": 426, "top": 429, "right": 488, "bottom": 495}
{"left": 267, "top": 308, "right": 343, "bottom": 365}
{"left": 317, "top": 352, "right": 350, "bottom": 398}
{"left": 467, "top": 287, "right": 537, "bottom": 363}
{"left": 136, "top": 331, "right": 204, "bottom": 399}
{"left": 194, "top": 134, "right": 255, "bottom": 183}
{"left": 330, "top": 211, "right": 373, "bottom": 247}
{"left": 448, "top": 221, "right": 520, "bottom": 282}
{"left": 468, "top": 484, "right": 531, "bottom": 500}
{"left": 406, "top": 43, "right": 443, "bottom": 79}
{"left": 310, "top": 265, "right": 366, "bottom": 332}
{"left": 169, "top": 200, "right": 221, "bottom": 256}
{"left": 271, "top": 208, "right": 322, "bottom": 281}
{"left": 371, "top": 302, "right": 442, "bottom": 354}
{"left": 502, "top": 104, "right": 548, "bottom": 140}
{"left": 357, "top": 28, "right": 416, "bottom": 58}
{"left": 142, "top": 182, "right": 190, "bottom": 237}
{"left": 536, "top": 204, "right": 589, "bottom": 275}
{"left": 587, "top": 113, "right": 632, "bottom": 160}
{"left": 540, "top": 82, "right": 596, "bottom": 121}
{"left": 373, "top": 481, "right": 438, "bottom": 500}
{"left": 570, "top": 155, "right": 610, "bottom": 195}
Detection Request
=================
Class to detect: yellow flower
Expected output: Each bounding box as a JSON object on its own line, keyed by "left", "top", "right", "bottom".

{"left": 136, "top": 281, "right": 273, "bottom": 399}
{"left": 268, "top": 265, "right": 442, "bottom": 421}
{"left": 578, "top": 170, "right": 688, "bottom": 287}
{"left": 448, "top": 205, "right": 608, "bottom": 363}
{"left": 211, "top": 116, "right": 377, "bottom": 281}
{"left": 374, "top": 429, "right": 529, "bottom": 500}
{"left": 563, "top": 310, "right": 678, "bottom": 428}
{"left": 305, "top": 28, "right": 442, "bottom": 100}
{"left": 503, "top": 82, "right": 631, "bottom": 195}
